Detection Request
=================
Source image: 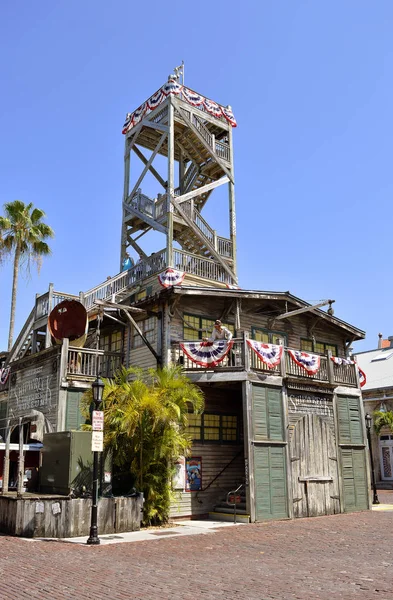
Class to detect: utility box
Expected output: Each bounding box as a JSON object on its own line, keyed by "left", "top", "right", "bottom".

{"left": 40, "top": 431, "right": 95, "bottom": 495}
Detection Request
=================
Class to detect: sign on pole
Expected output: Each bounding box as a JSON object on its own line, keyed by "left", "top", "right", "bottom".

{"left": 91, "top": 430, "right": 104, "bottom": 452}
{"left": 92, "top": 410, "right": 104, "bottom": 431}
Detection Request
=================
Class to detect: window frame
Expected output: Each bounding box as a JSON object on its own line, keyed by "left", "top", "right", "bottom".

{"left": 133, "top": 316, "right": 156, "bottom": 349}
{"left": 300, "top": 338, "right": 338, "bottom": 356}
{"left": 183, "top": 313, "right": 235, "bottom": 341}
{"left": 187, "top": 412, "right": 240, "bottom": 444}
{"left": 251, "top": 326, "right": 288, "bottom": 346}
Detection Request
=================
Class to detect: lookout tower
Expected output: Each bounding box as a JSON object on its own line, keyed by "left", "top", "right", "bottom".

{"left": 120, "top": 65, "right": 238, "bottom": 288}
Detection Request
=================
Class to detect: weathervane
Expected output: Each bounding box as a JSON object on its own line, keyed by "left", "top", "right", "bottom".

{"left": 169, "top": 61, "right": 184, "bottom": 85}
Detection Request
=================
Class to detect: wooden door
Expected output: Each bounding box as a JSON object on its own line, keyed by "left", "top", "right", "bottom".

{"left": 290, "top": 414, "right": 340, "bottom": 518}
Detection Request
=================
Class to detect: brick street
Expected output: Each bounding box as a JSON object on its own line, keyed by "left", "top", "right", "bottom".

{"left": 1, "top": 492, "right": 392, "bottom": 600}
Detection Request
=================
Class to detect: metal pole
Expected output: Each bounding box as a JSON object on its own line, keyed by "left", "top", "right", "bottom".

{"left": 365, "top": 416, "right": 380, "bottom": 505}
{"left": 87, "top": 447, "right": 100, "bottom": 544}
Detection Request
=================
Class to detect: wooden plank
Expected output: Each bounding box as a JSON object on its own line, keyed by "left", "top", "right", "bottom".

{"left": 175, "top": 176, "right": 229, "bottom": 204}
{"left": 132, "top": 145, "right": 167, "bottom": 189}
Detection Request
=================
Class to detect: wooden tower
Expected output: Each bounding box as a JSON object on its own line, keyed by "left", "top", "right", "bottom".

{"left": 120, "top": 66, "right": 238, "bottom": 287}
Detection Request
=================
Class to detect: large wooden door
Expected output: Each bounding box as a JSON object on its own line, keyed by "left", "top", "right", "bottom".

{"left": 290, "top": 414, "right": 340, "bottom": 518}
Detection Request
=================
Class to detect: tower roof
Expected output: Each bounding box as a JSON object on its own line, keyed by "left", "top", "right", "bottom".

{"left": 122, "top": 79, "right": 237, "bottom": 135}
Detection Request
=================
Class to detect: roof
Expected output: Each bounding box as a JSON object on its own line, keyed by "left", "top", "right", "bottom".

{"left": 150, "top": 285, "right": 365, "bottom": 340}
{"left": 354, "top": 347, "right": 393, "bottom": 391}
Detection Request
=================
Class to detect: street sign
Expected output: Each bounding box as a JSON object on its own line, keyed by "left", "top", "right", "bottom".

{"left": 92, "top": 410, "right": 104, "bottom": 431}
{"left": 91, "top": 430, "right": 104, "bottom": 452}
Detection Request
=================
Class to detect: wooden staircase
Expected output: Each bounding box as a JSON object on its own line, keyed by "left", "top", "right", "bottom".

{"left": 209, "top": 484, "right": 250, "bottom": 524}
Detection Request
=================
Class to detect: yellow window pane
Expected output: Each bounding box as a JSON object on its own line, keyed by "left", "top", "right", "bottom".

{"left": 188, "top": 414, "right": 202, "bottom": 427}
{"left": 204, "top": 414, "right": 219, "bottom": 427}
{"left": 136, "top": 290, "right": 146, "bottom": 301}
{"left": 254, "top": 330, "right": 269, "bottom": 343}
{"left": 326, "top": 344, "right": 337, "bottom": 357}
{"left": 204, "top": 429, "right": 220, "bottom": 440}
{"left": 315, "top": 342, "right": 324, "bottom": 354}
{"left": 301, "top": 339, "right": 313, "bottom": 352}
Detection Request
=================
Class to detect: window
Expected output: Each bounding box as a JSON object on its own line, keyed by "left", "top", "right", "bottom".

{"left": 100, "top": 330, "right": 123, "bottom": 353}
{"left": 183, "top": 314, "right": 235, "bottom": 341}
{"left": 187, "top": 413, "right": 239, "bottom": 443}
{"left": 301, "top": 339, "right": 337, "bottom": 356}
{"left": 133, "top": 317, "right": 156, "bottom": 348}
{"left": 252, "top": 327, "right": 287, "bottom": 346}
{"left": 136, "top": 289, "right": 147, "bottom": 302}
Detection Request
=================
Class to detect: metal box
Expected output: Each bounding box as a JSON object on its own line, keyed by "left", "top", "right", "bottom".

{"left": 39, "top": 431, "right": 94, "bottom": 495}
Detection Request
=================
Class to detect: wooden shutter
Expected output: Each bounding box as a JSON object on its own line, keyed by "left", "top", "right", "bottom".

{"left": 65, "top": 391, "right": 85, "bottom": 430}
{"left": 337, "top": 396, "right": 364, "bottom": 444}
{"left": 252, "top": 385, "right": 283, "bottom": 441}
{"left": 341, "top": 448, "right": 368, "bottom": 511}
{"left": 254, "top": 445, "right": 288, "bottom": 520}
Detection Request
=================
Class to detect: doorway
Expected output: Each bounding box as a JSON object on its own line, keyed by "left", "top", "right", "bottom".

{"left": 379, "top": 435, "right": 393, "bottom": 480}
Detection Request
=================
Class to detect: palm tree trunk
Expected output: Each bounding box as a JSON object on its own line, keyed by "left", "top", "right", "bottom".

{"left": 8, "top": 244, "right": 20, "bottom": 352}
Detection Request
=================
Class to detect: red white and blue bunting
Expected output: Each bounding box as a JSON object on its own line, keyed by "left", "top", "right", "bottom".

{"left": 358, "top": 367, "right": 367, "bottom": 388}
{"left": 247, "top": 340, "right": 283, "bottom": 368}
{"left": 288, "top": 350, "right": 321, "bottom": 375}
{"left": 158, "top": 267, "right": 185, "bottom": 288}
{"left": 0, "top": 367, "right": 11, "bottom": 385}
{"left": 122, "top": 81, "right": 237, "bottom": 135}
{"left": 226, "top": 284, "right": 241, "bottom": 289}
{"left": 180, "top": 340, "right": 234, "bottom": 367}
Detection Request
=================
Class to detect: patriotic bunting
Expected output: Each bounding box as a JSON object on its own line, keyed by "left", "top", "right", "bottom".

{"left": 147, "top": 89, "right": 164, "bottom": 110}
{"left": 247, "top": 340, "right": 283, "bottom": 368}
{"left": 358, "top": 367, "right": 367, "bottom": 388}
{"left": 0, "top": 367, "right": 11, "bottom": 385}
{"left": 158, "top": 267, "right": 185, "bottom": 288}
{"left": 180, "top": 340, "right": 233, "bottom": 367}
{"left": 226, "top": 284, "right": 241, "bottom": 289}
{"left": 204, "top": 98, "right": 223, "bottom": 118}
{"left": 123, "top": 81, "right": 237, "bottom": 134}
{"left": 288, "top": 350, "right": 321, "bottom": 375}
{"left": 182, "top": 87, "right": 205, "bottom": 107}
{"left": 330, "top": 356, "right": 354, "bottom": 365}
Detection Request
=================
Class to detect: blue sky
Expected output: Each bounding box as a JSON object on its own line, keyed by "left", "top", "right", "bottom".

{"left": 0, "top": 1, "right": 392, "bottom": 352}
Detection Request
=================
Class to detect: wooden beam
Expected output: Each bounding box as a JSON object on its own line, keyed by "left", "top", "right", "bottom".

{"left": 94, "top": 299, "right": 146, "bottom": 313}
{"left": 139, "top": 119, "right": 168, "bottom": 134}
{"left": 126, "top": 234, "right": 148, "bottom": 259}
{"left": 275, "top": 300, "right": 335, "bottom": 320}
{"left": 123, "top": 202, "right": 167, "bottom": 234}
{"left": 129, "top": 133, "right": 167, "bottom": 200}
{"left": 176, "top": 176, "right": 229, "bottom": 204}
{"left": 132, "top": 145, "right": 167, "bottom": 189}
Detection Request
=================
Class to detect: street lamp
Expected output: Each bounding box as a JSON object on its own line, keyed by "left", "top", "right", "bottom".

{"left": 87, "top": 375, "right": 105, "bottom": 545}
{"left": 365, "top": 413, "right": 380, "bottom": 505}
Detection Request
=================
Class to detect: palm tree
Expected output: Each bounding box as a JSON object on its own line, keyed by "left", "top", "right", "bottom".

{"left": 373, "top": 410, "right": 393, "bottom": 435}
{"left": 0, "top": 200, "right": 54, "bottom": 351}
{"left": 81, "top": 366, "right": 204, "bottom": 524}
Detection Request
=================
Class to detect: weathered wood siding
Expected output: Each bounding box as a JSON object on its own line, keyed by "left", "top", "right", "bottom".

{"left": 168, "top": 295, "right": 347, "bottom": 356}
{"left": 0, "top": 495, "right": 143, "bottom": 538}
{"left": 6, "top": 347, "right": 62, "bottom": 431}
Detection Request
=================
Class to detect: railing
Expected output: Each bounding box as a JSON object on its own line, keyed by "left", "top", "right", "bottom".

{"left": 183, "top": 162, "right": 199, "bottom": 191}
{"left": 67, "top": 347, "right": 123, "bottom": 379}
{"left": 172, "top": 249, "right": 235, "bottom": 285}
{"left": 171, "top": 340, "right": 358, "bottom": 387}
{"left": 192, "top": 113, "right": 213, "bottom": 147}
{"left": 285, "top": 353, "right": 329, "bottom": 382}
{"left": 215, "top": 140, "right": 230, "bottom": 162}
{"left": 83, "top": 270, "right": 130, "bottom": 310}
{"left": 331, "top": 361, "right": 358, "bottom": 386}
{"left": 217, "top": 237, "right": 232, "bottom": 258}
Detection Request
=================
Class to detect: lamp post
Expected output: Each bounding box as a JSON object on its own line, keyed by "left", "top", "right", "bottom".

{"left": 365, "top": 413, "right": 380, "bottom": 505}
{"left": 87, "top": 375, "right": 105, "bottom": 545}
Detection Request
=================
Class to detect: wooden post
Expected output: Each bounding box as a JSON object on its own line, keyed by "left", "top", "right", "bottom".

{"left": 280, "top": 346, "right": 287, "bottom": 378}
{"left": 243, "top": 331, "right": 250, "bottom": 371}
{"left": 242, "top": 380, "right": 255, "bottom": 522}
{"left": 17, "top": 417, "right": 25, "bottom": 497}
{"left": 45, "top": 283, "right": 54, "bottom": 349}
{"left": 228, "top": 124, "right": 237, "bottom": 282}
{"left": 166, "top": 98, "right": 174, "bottom": 268}
{"left": 120, "top": 139, "right": 131, "bottom": 270}
{"left": 2, "top": 420, "right": 11, "bottom": 494}
{"left": 327, "top": 350, "right": 334, "bottom": 384}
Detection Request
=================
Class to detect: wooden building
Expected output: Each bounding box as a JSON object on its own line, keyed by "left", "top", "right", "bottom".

{"left": 0, "top": 69, "right": 370, "bottom": 521}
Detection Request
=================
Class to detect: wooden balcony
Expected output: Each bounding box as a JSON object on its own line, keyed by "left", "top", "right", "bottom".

{"left": 171, "top": 338, "right": 359, "bottom": 388}
{"left": 66, "top": 347, "right": 123, "bottom": 380}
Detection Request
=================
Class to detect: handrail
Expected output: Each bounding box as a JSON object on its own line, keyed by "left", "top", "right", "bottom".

{"left": 226, "top": 482, "right": 245, "bottom": 524}
{"left": 197, "top": 448, "right": 244, "bottom": 496}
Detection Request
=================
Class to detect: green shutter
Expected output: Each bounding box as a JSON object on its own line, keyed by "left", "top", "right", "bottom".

{"left": 337, "top": 396, "right": 364, "bottom": 444}
{"left": 254, "top": 445, "right": 288, "bottom": 520}
{"left": 267, "top": 388, "right": 283, "bottom": 441}
{"left": 65, "top": 391, "right": 85, "bottom": 430}
{"left": 253, "top": 386, "right": 268, "bottom": 440}
{"left": 341, "top": 448, "right": 368, "bottom": 511}
{"left": 252, "top": 385, "right": 283, "bottom": 441}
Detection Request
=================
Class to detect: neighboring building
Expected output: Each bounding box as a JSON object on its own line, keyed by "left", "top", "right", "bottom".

{"left": 0, "top": 70, "right": 370, "bottom": 520}
{"left": 355, "top": 334, "right": 393, "bottom": 488}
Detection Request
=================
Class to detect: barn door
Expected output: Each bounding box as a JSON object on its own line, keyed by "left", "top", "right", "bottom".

{"left": 290, "top": 414, "right": 340, "bottom": 518}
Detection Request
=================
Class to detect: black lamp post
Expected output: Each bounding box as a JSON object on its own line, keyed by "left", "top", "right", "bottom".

{"left": 365, "top": 413, "right": 380, "bottom": 505}
{"left": 87, "top": 375, "right": 105, "bottom": 545}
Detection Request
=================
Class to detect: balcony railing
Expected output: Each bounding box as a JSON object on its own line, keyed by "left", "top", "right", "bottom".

{"left": 67, "top": 347, "right": 123, "bottom": 379}
{"left": 171, "top": 338, "right": 358, "bottom": 387}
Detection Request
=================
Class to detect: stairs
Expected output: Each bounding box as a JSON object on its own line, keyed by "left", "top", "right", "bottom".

{"left": 209, "top": 484, "right": 250, "bottom": 524}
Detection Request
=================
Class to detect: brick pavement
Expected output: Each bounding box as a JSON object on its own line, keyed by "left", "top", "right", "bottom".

{"left": 1, "top": 498, "right": 393, "bottom": 600}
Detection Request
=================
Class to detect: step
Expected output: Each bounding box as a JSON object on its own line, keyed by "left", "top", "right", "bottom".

{"left": 215, "top": 502, "right": 247, "bottom": 511}
{"left": 213, "top": 506, "right": 249, "bottom": 516}
{"left": 209, "top": 511, "right": 250, "bottom": 524}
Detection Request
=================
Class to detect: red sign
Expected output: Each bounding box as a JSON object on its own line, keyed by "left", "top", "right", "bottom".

{"left": 92, "top": 410, "right": 104, "bottom": 431}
